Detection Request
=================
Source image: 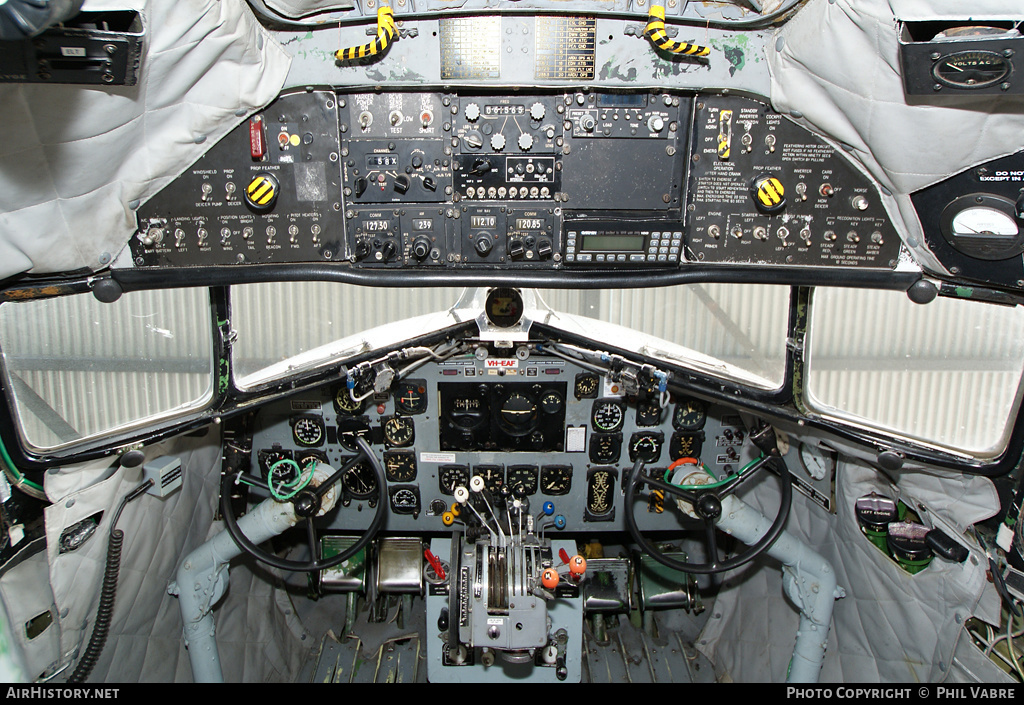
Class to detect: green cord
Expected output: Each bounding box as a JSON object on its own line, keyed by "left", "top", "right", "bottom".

{"left": 0, "top": 433, "right": 44, "bottom": 494}
{"left": 268, "top": 458, "right": 317, "bottom": 501}
{"left": 664, "top": 453, "right": 766, "bottom": 490}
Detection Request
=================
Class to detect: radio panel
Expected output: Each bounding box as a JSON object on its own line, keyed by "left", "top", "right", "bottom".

{"left": 131, "top": 90, "right": 902, "bottom": 276}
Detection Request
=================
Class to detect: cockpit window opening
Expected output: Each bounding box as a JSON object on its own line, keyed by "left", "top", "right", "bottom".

{"left": 228, "top": 282, "right": 791, "bottom": 393}
{"left": 804, "top": 287, "right": 1024, "bottom": 458}
{"left": 0, "top": 288, "right": 216, "bottom": 452}
{"left": 230, "top": 282, "right": 469, "bottom": 390}
{"left": 536, "top": 283, "right": 792, "bottom": 390}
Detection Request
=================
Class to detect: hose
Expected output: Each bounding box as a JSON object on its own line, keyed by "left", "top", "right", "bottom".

{"left": 66, "top": 480, "right": 152, "bottom": 683}
{"left": 644, "top": 5, "right": 710, "bottom": 58}
{"left": 335, "top": 6, "right": 396, "bottom": 61}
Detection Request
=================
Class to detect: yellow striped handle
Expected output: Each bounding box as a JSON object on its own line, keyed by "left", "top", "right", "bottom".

{"left": 336, "top": 6, "right": 396, "bottom": 61}
{"left": 644, "top": 5, "right": 710, "bottom": 57}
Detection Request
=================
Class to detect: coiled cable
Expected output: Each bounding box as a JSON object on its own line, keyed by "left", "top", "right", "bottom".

{"left": 66, "top": 480, "right": 152, "bottom": 683}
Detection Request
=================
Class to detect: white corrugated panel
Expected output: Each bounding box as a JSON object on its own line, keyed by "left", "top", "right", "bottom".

{"left": 0, "top": 290, "right": 213, "bottom": 450}
{"left": 807, "top": 288, "right": 1024, "bottom": 455}
{"left": 230, "top": 283, "right": 466, "bottom": 382}
{"left": 540, "top": 284, "right": 791, "bottom": 384}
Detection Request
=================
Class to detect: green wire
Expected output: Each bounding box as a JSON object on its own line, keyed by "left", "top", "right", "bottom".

{"left": 664, "top": 453, "right": 766, "bottom": 490}
{"left": 0, "top": 433, "right": 44, "bottom": 494}
{"left": 268, "top": 458, "right": 317, "bottom": 501}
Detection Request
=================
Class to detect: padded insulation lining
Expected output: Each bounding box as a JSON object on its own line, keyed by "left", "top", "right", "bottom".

{"left": 697, "top": 460, "right": 1001, "bottom": 682}
{"left": 42, "top": 429, "right": 312, "bottom": 682}
{"left": 0, "top": 0, "right": 291, "bottom": 279}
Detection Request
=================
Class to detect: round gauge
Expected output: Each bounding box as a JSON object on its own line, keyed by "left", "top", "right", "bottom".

{"left": 499, "top": 393, "right": 538, "bottom": 434}
{"left": 484, "top": 287, "right": 525, "bottom": 328}
{"left": 506, "top": 465, "right": 539, "bottom": 495}
{"left": 337, "top": 417, "right": 372, "bottom": 452}
{"left": 952, "top": 207, "right": 1019, "bottom": 237}
{"left": 798, "top": 443, "right": 837, "bottom": 482}
{"left": 591, "top": 400, "right": 625, "bottom": 432}
{"left": 438, "top": 464, "right": 469, "bottom": 495}
{"left": 932, "top": 50, "right": 1011, "bottom": 89}
{"left": 540, "top": 391, "right": 564, "bottom": 415}
{"left": 383, "top": 416, "right": 415, "bottom": 447}
{"left": 540, "top": 465, "right": 572, "bottom": 496}
{"left": 472, "top": 465, "right": 504, "bottom": 494}
{"left": 395, "top": 380, "right": 429, "bottom": 415}
{"left": 343, "top": 460, "right": 378, "bottom": 499}
{"left": 334, "top": 387, "right": 365, "bottom": 415}
{"left": 589, "top": 433, "right": 621, "bottom": 463}
{"left": 383, "top": 450, "right": 417, "bottom": 482}
{"left": 574, "top": 373, "right": 599, "bottom": 400}
{"left": 629, "top": 432, "right": 663, "bottom": 463}
{"left": 292, "top": 416, "right": 325, "bottom": 447}
{"left": 390, "top": 488, "right": 419, "bottom": 512}
{"left": 939, "top": 194, "right": 1024, "bottom": 260}
{"left": 672, "top": 399, "right": 707, "bottom": 431}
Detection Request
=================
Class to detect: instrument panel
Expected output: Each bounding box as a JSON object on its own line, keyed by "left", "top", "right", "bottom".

{"left": 244, "top": 350, "right": 765, "bottom": 535}
{"left": 131, "top": 89, "right": 902, "bottom": 275}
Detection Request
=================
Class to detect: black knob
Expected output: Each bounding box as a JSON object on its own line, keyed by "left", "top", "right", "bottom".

{"left": 394, "top": 175, "right": 410, "bottom": 194}
{"left": 537, "top": 238, "right": 553, "bottom": 259}
{"left": 412, "top": 237, "right": 431, "bottom": 260}
{"left": 411, "top": 155, "right": 424, "bottom": 169}
{"left": 423, "top": 176, "right": 437, "bottom": 192}
{"left": 696, "top": 494, "right": 722, "bottom": 522}
{"left": 508, "top": 239, "right": 525, "bottom": 259}
{"left": 471, "top": 158, "right": 492, "bottom": 175}
{"left": 354, "top": 177, "right": 368, "bottom": 198}
{"left": 354, "top": 240, "right": 371, "bottom": 260}
{"left": 475, "top": 235, "right": 493, "bottom": 256}
{"left": 381, "top": 240, "right": 398, "bottom": 261}
{"left": 751, "top": 174, "right": 786, "bottom": 214}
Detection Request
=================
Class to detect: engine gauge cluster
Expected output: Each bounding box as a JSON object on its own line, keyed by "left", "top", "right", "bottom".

{"left": 246, "top": 351, "right": 762, "bottom": 536}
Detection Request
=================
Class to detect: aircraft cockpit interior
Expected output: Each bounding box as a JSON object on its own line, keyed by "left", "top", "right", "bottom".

{"left": 1, "top": 0, "right": 1024, "bottom": 686}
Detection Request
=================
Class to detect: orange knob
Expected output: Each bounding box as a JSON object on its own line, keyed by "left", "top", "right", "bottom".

{"left": 569, "top": 555, "right": 587, "bottom": 576}
{"left": 442, "top": 511, "right": 455, "bottom": 527}
{"left": 541, "top": 568, "right": 560, "bottom": 590}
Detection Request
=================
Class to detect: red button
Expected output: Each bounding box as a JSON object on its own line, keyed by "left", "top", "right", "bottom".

{"left": 249, "top": 116, "right": 265, "bottom": 160}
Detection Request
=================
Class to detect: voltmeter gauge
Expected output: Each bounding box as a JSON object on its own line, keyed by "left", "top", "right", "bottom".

{"left": 591, "top": 399, "right": 625, "bottom": 432}
{"left": 932, "top": 50, "right": 1011, "bottom": 89}
{"left": 292, "top": 416, "right": 325, "bottom": 447}
{"left": 382, "top": 416, "right": 415, "bottom": 447}
{"left": 940, "top": 194, "right": 1024, "bottom": 260}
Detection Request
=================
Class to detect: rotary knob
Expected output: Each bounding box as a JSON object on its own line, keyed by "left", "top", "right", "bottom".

{"left": 490, "top": 133, "right": 506, "bottom": 151}
{"left": 750, "top": 174, "right": 786, "bottom": 214}
{"left": 530, "top": 102, "right": 546, "bottom": 121}
{"left": 518, "top": 133, "right": 534, "bottom": 151}
{"left": 465, "top": 103, "right": 481, "bottom": 122}
{"left": 244, "top": 173, "right": 279, "bottom": 211}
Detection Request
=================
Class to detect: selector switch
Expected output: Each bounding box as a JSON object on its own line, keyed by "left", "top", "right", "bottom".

{"left": 750, "top": 174, "right": 786, "bottom": 214}
{"left": 354, "top": 177, "right": 368, "bottom": 198}
{"left": 394, "top": 175, "right": 410, "bottom": 194}
{"left": 244, "top": 173, "right": 279, "bottom": 211}
{"left": 411, "top": 237, "right": 432, "bottom": 260}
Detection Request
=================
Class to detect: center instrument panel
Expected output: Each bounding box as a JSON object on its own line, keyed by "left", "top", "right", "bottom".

{"left": 131, "top": 89, "right": 902, "bottom": 273}
{"left": 243, "top": 351, "right": 764, "bottom": 535}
